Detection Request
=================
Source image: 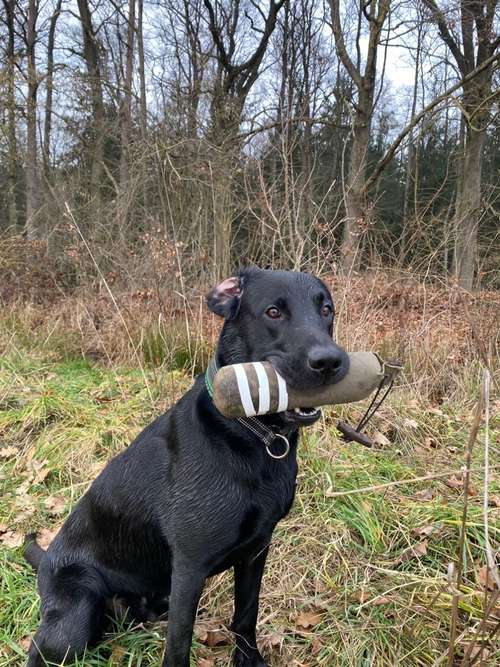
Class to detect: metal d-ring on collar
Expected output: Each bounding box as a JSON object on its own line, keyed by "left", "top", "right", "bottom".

{"left": 205, "top": 358, "right": 291, "bottom": 460}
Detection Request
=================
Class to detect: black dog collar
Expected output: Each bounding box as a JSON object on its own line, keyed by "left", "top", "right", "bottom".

{"left": 205, "top": 358, "right": 291, "bottom": 459}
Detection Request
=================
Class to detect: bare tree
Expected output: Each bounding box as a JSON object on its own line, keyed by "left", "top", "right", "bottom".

{"left": 25, "top": 0, "right": 41, "bottom": 240}
{"left": 1, "top": 0, "right": 19, "bottom": 229}
{"left": 137, "top": 0, "right": 147, "bottom": 138}
{"left": 76, "top": 0, "right": 106, "bottom": 203}
{"left": 329, "top": 0, "right": 390, "bottom": 274}
{"left": 203, "top": 0, "right": 286, "bottom": 277}
{"left": 119, "top": 0, "right": 136, "bottom": 190}
{"left": 423, "top": 0, "right": 500, "bottom": 289}
{"left": 43, "top": 0, "right": 63, "bottom": 176}
{"left": 204, "top": 0, "right": 286, "bottom": 141}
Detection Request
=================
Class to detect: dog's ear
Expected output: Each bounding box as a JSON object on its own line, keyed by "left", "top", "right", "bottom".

{"left": 206, "top": 276, "right": 243, "bottom": 319}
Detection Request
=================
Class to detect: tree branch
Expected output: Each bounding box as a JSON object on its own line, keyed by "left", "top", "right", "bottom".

{"left": 363, "top": 51, "right": 500, "bottom": 193}
{"left": 422, "top": 0, "right": 467, "bottom": 73}
{"left": 329, "top": 0, "right": 363, "bottom": 89}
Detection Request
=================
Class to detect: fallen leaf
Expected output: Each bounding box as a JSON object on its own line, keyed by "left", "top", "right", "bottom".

{"left": 354, "top": 589, "right": 369, "bottom": 604}
{"left": 195, "top": 625, "right": 229, "bottom": 647}
{"left": 478, "top": 565, "right": 498, "bottom": 591}
{"left": 0, "top": 446, "right": 18, "bottom": 458}
{"left": 263, "top": 631, "right": 283, "bottom": 648}
{"left": 37, "top": 527, "right": 59, "bottom": 549}
{"left": 294, "top": 610, "right": 323, "bottom": 630}
{"left": 311, "top": 636, "right": 323, "bottom": 655}
{"left": 372, "top": 431, "right": 390, "bottom": 447}
{"left": 0, "top": 523, "right": 8, "bottom": 533}
{"left": 16, "top": 480, "right": 31, "bottom": 496}
{"left": 467, "top": 644, "right": 492, "bottom": 662}
{"left": 198, "top": 660, "right": 215, "bottom": 667}
{"left": 445, "top": 475, "right": 477, "bottom": 496}
{"left": 488, "top": 496, "right": 500, "bottom": 508}
{"left": 413, "top": 523, "right": 442, "bottom": 538}
{"left": 12, "top": 507, "right": 36, "bottom": 524}
{"left": 403, "top": 418, "right": 419, "bottom": 430}
{"left": 423, "top": 437, "right": 439, "bottom": 449}
{"left": 18, "top": 636, "right": 31, "bottom": 651}
{"left": 205, "top": 630, "right": 228, "bottom": 647}
{"left": 415, "top": 488, "right": 434, "bottom": 501}
{"left": 0, "top": 529, "right": 23, "bottom": 548}
{"left": 371, "top": 596, "right": 392, "bottom": 606}
{"left": 394, "top": 540, "right": 428, "bottom": 565}
{"left": 44, "top": 495, "right": 66, "bottom": 515}
{"left": 26, "top": 459, "right": 50, "bottom": 484}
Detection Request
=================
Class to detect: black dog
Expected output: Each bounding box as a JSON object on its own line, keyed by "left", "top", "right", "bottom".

{"left": 25, "top": 267, "right": 349, "bottom": 666}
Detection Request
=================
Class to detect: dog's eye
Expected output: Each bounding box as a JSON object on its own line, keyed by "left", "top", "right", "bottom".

{"left": 321, "top": 304, "right": 333, "bottom": 317}
{"left": 266, "top": 306, "right": 281, "bottom": 319}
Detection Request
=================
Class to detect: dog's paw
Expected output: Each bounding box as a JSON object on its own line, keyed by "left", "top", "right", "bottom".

{"left": 233, "top": 650, "right": 268, "bottom": 667}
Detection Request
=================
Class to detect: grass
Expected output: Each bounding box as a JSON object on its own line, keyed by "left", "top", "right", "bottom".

{"left": 0, "top": 281, "right": 499, "bottom": 666}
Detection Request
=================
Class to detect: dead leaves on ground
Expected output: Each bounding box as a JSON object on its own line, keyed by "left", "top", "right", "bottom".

{"left": 44, "top": 494, "right": 66, "bottom": 515}
{"left": 413, "top": 522, "right": 443, "bottom": 539}
{"left": 354, "top": 589, "right": 393, "bottom": 606}
{"left": 0, "top": 445, "right": 19, "bottom": 458}
{"left": 294, "top": 610, "right": 323, "bottom": 630}
{"left": 0, "top": 525, "right": 23, "bottom": 547}
{"left": 36, "top": 526, "right": 59, "bottom": 548}
{"left": 478, "top": 565, "right": 499, "bottom": 591}
{"left": 414, "top": 487, "right": 434, "bottom": 501}
{"left": 391, "top": 539, "right": 428, "bottom": 566}
{"left": 194, "top": 621, "right": 232, "bottom": 667}
{"left": 195, "top": 622, "right": 230, "bottom": 648}
{"left": 0, "top": 522, "right": 59, "bottom": 549}
{"left": 444, "top": 474, "right": 478, "bottom": 496}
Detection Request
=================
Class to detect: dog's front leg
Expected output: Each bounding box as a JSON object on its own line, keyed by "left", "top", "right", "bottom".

{"left": 232, "top": 547, "right": 269, "bottom": 667}
{"left": 161, "top": 565, "right": 206, "bottom": 667}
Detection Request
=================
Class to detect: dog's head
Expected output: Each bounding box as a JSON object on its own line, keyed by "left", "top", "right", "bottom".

{"left": 207, "top": 267, "right": 349, "bottom": 425}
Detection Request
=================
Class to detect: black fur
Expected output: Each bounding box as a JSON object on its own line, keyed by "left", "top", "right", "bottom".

{"left": 26, "top": 267, "right": 348, "bottom": 666}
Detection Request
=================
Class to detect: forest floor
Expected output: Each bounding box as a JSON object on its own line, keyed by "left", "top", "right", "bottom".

{"left": 0, "top": 272, "right": 499, "bottom": 666}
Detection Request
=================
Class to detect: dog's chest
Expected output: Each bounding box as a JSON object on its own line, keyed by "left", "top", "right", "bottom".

{"left": 206, "top": 463, "right": 297, "bottom": 574}
{"left": 238, "top": 458, "right": 297, "bottom": 539}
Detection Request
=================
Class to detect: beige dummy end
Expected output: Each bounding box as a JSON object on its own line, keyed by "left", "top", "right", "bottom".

{"left": 212, "top": 352, "right": 396, "bottom": 418}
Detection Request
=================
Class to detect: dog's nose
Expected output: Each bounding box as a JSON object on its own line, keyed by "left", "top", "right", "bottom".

{"left": 307, "top": 347, "right": 344, "bottom": 374}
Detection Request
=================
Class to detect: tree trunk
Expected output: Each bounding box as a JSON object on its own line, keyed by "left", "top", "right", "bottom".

{"left": 453, "top": 125, "right": 485, "bottom": 289}
{"left": 203, "top": 0, "right": 286, "bottom": 278}
{"left": 422, "top": 0, "right": 498, "bottom": 289}
{"left": 452, "top": 67, "right": 491, "bottom": 290}
{"left": 43, "top": 0, "right": 62, "bottom": 176}
{"left": 137, "top": 0, "right": 147, "bottom": 137}
{"left": 209, "top": 98, "right": 243, "bottom": 280}
{"left": 25, "top": 0, "right": 41, "bottom": 240}
{"left": 3, "top": 0, "right": 18, "bottom": 229}
{"left": 342, "top": 108, "right": 370, "bottom": 274}
{"left": 77, "top": 0, "right": 105, "bottom": 203}
{"left": 119, "top": 0, "right": 136, "bottom": 190}
{"left": 329, "top": 0, "right": 389, "bottom": 275}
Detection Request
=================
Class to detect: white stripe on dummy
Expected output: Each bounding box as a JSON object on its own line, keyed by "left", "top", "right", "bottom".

{"left": 234, "top": 364, "right": 256, "bottom": 417}
{"left": 252, "top": 362, "right": 270, "bottom": 415}
{"left": 275, "top": 370, "right": 289, "bottom": 413}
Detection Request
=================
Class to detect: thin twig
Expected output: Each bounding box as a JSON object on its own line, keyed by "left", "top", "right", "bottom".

{"left": 324, "top": 466, "right": 499, "bottom": 497}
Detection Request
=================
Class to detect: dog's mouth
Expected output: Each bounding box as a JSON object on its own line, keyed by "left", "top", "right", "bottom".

{"left": 283, "top": 406, "right": 322, "bottom": 426}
